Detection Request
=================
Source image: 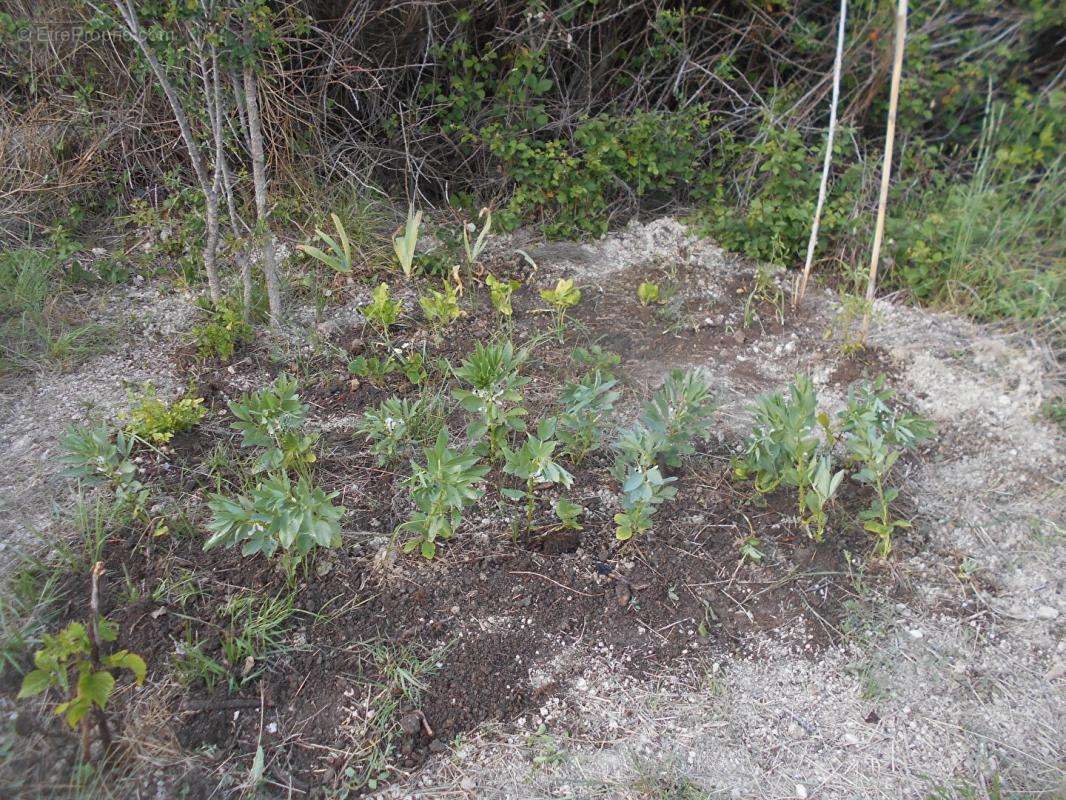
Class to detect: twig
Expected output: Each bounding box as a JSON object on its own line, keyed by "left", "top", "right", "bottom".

{"left": 86, "top": 561, "right": 113, "bottom": 758}
{"left": 507, "top": 571, "right": 602, "bottom": 598}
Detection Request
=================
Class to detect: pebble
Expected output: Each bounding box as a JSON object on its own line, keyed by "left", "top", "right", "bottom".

{"left": 1036, "top": 605, "right": 1059, "bottom": 620}
{"left": 796, "top": 784, "right": 808, "bottom": 798}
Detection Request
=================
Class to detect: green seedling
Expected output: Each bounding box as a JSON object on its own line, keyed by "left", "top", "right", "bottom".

{"left": 539, "top": 278, "right": 581, "bottom": 339}
{"left": 637, "top": 282, "right": 660, "bottom": 306}
{"left": 19, "top": 618, "right": 145, "bottom": 742}
{"left": 228, "top": 374, "right": 318, "bottom": 475}
{"left": 462, "top": 207, "right": 492, "bottom": 271}
{"left": 356, "top": 395, "right": 445, "bottom": 466}
{"left": 501, "top": 418, "right": 574, "bottom": 532}
{"left": 123, "top": 383, "right": 206, "bottom": 445}
{"left": 554, "top": 370, "right": 619, "bottom": 464}
{"left": 393, "top": 206, "right": 422, "bottom": 278}
{"left": 362, "top": 283, "right": 401, "bottom": 344}
{"left": 298, "top": 212, "right": 354, "bottom": 274}
{"left": 486, "top": 273, "right": 521, "bottom": 318}
{"left": 419, "top": 280, "right": 462, "bottom": 335}
{"left": 452, "top": 339, "right": 530, "bottom": 459}
{"left": 398, "top": 429, "right": 489, "bottom": 559}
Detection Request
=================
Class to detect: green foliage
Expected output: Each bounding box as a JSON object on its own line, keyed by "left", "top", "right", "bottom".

{"left": 554, "top": 369, "right": 619, "bottom": 465}
{"left": 0, "top": 247, "right": 104, "bottom": 377}
{"left": 452, "top": 339, "right": 530, "bottom": 457}
{"left": 743, "top": 262, "right": 785, "bottom": 329}
{"left": 362, "top": 283, "right": 401, "bottom": 342}
{"left": 191, "top": 297, "right": 252, "bottom": 362}
{"left": 227, "top": 374, "right": 318, "bottom": 475}
{"left": 348, "top": 354, "right": 397, "bottom": 385}
{"left": 123, "top": 383, "right": 206, "bottom": 445}
{"left": 487, "top": 108, "right": 707, "bottom": 238}
{"left": 297, "top": 213, "right": 355, "bottom": 274}
{"left": 418, "top": 280, "right": 462, "bottom": 334}
{"left": 502, "top": 418, "right": 574, "bottom": 530}
{"left": 60, "top": 424, "right": 147, "bottom": 512}
{"left": 18, "top": 620, "right": 145, "bottom": 729}
{"left": 641, "top": 369, "right": 717, "bottom": 468}
{"left": 607, "top": 369, "right": 712, "bottom": 542}
{"left": 553, "top": 498, "right": 584, "bottom": 531}
{"left": 205, "top": 473, "right": 343, "bottom": 577}
{"left": 399, "top": 429, "right": 489, "bottom": 559}
{"left": 462, "top": 207, "right": 493, "bottom": 271}
{"left": 734, "top": 374, "right": 932, "bottom": 553}
{"left": 486, "top": 273, "right": 520, "bottom": 318}
{"left": 392, "top": 206, "right": 422, "bottom": 277}
{"left": 356, "top": 395, "right": 445, "bottom": 466}
{"left": 539, "top": 278, "right": 582, "bottom": 338}
{"left": 637, "top": 282, "right": 660, "bottom": 306}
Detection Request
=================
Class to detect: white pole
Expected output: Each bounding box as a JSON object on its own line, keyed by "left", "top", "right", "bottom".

{"left": 797, "top": 0, "right": 848, "bottom": 305}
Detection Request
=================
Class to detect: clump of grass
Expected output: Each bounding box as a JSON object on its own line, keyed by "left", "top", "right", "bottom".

{"left": 0, "top": 247, "right": 106, "bottom": 378}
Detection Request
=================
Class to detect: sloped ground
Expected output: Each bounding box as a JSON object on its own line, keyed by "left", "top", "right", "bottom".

{"left": 0, "top": 219, "right": 1062, "bottom": 799}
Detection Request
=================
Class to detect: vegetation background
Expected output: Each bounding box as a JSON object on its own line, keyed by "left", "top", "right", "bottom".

{"left": 0, "top": 0, "right": 1062, "bottom": 336}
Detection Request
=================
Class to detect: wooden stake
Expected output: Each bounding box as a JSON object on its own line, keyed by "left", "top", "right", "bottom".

{"left": 797, "top": 0, "right": 848, "bottom": 305}
{"left": 86, "top": 562, "right": 113, "bottom": 758}
{"left": 861, "top": 0, "right": 908, "bottom": 340}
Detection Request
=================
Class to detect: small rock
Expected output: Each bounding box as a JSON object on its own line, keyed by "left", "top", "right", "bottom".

{"left": 796, "top": 784, "right": 808, "bottom": 799}
{"left": 614, "top": 580, "right": 632, "bottom": 607}
{"left": 460, "top": 777, "right": 476, "bottom": 791}
{"left": 1036, "top": 605, "right": 1059, "bottom": 620}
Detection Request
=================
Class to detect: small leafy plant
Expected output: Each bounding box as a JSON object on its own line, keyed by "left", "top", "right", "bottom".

{"left": 348, "top": 354, "right": 398, "bottom": 386}
{"left": 205, "top": 474, "right": 343, "bottom": 582}
{"left": 554, "top": 369, "right": 619, "bottom": 464}
{"left": 393, "top": 206, "right": 423, "bottom": 278}
{"left": 356, "top": 395, "right": 445, "bottom": 466}
{"left": 502, "top": 418, "right": 574, "bottom": 531}
{"left": 191, "top": 297, "right": 252, "bottom": 362}
{"left": 462, "top": 207, "right": 493, "bottom": 272}
{"left": 19, "top": 618, "right": 145, "bottom": 733}
{"left": 637, "top": 282, "right": 660, "bottom": 306}
{"left": 486, "top": 273, "right": 521, "bottom": 318}
{"left": 642, "top": 369, "right": 717, "bottom": 467}
{"left": 228, "top": 374, "right": 318, "bottom": 475}
{"left": 60, "top": 424, "right": 147, "bottom": 512}
{"left": 419, "top": 280, "right": 462, "bottom": 335}
{"left": 399, "top": 429, "right": 489, "bottom": 558}
{"left": 452, "top": 339, "right": 530, "bottom": 458}
{"left": 362, "top": 283, "right": 401, "bottom": 344}
{"left": 539, "top": 278, "right": 581, "bottom": 339}
{"left": 123, "top": 383, "right": 206, "bottom": 445}
{"left": 297, "top": 212, "right": 354, "bottom": 274}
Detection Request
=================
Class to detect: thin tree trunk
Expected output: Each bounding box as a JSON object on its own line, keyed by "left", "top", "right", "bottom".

{"left": 797, "top": 0, "right": 848, "bottom": 305}
{"left": 862, "top": 0, "right": 908, "bottom": 341}
{"left": 111, "top": 0, "right": 221, "bottom": 302}
{"left": 242, "top": 57, "right": 281, "bottom": 326}
{"left": 86, "top": 562, "right": 112, "bottom": 758}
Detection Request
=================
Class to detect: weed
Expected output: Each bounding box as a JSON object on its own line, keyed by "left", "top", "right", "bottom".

{"left": 348, "top": 354, "right": 398, "bottom": 386}
{"left": 398, "top": 429, "right": 489, "bottom": 558}
{"left": 123, "top": 383, "right": 206, "bottom": 445}
{"left": 60, "top": 424, "right": 147, "bottom": 514}
{"left": 0, "top": 558, "right": 64, "bottom": 677}
{"left": 392, "top": 206, "right": 422, "bottom": 278}
{"left": 297, "top": 212, "right": 355, "bottom": 274}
